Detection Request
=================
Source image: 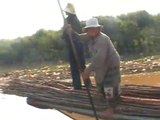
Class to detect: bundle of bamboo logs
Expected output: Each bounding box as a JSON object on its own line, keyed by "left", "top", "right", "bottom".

{"left": 1, "top": 77, "right": 160, "bottom": 120}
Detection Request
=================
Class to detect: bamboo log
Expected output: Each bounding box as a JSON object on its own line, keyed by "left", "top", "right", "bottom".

{"left": 2, "top": 78, "right": 160, "bottom": 119}
{"left": 27, "top": 97, "right": 108, "bottom": 111}
{"left": 27, "top": 100, "right": 160, "bottom": 120}
{"left": 121, "top": 96, "right": 160, "bottom": 106}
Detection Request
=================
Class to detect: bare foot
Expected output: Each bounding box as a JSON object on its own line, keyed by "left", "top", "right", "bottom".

{"left": 99, "top": 107, "right": 113, "bottom": 118}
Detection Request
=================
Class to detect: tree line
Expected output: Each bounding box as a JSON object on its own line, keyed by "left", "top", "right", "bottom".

{"left": 0, "top": 10, "right": 160, "bottom": 65}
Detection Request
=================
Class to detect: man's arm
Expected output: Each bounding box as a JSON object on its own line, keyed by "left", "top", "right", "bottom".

{"left": 85, "top": 38, "right": 109, "bottom": 74}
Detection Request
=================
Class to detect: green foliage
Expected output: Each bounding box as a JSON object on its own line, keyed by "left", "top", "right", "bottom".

{"left": 0, "top": 29, "right": 66, "bottom": 65}
{"left": 0, "top": 10, "right": 159, "bottom": 65}
{"left": 96, "top": 11, "right": 160, "bottom": 55}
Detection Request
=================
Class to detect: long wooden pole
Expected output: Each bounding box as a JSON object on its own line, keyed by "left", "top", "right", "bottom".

{"left": 56, "top": 1, "right": 98, "bottom": 120}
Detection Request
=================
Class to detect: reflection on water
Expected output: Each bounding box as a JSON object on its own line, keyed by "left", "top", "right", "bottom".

{"left": 0, "top": 92, "right": 72, "bottom": 120}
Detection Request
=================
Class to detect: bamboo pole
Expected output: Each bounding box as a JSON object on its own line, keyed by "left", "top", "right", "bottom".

{"left": 56, "top": 1, "right": 99, "bottom": 120}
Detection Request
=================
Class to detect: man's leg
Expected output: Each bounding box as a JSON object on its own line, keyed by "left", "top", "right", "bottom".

{"left": 77, "top": 42, "right": 92, "bottom": 87}
{"left": 97, "top": 80, "right": 119, "bottom": 118}
{"left": 103, "top": 71, "right": 121, "bottom": 107}
{"left": 70, "top": 58, "right": 82, "bottom": 90}
{"left": 71, "top": 68, "right": 82, "bottom": 90}
{"left": 96, "top": 83, "right": 106, "bottom": 102}
{"left": 97, "top": 83, "right": 114, "bottom": 118}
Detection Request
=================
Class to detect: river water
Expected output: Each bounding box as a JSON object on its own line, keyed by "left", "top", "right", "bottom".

{"left": 0, "top": 91, "right": 72, "bottom": 120}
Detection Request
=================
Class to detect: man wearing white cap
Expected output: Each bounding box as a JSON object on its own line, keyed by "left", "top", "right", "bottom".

{"left": 81, "top": 18, "right": 121, "bottom": 107}
{"left": 63, "top": 3, "right": 91, "bottom": 90}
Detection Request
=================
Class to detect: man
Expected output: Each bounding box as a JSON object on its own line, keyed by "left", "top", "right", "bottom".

{"left": 81, "top": 18, "right": 121, "bottom": 107}
{"left": 63, "top": 3, "right": 91, "bottom": 90}
{"left": 65, "top": 17, "right": 120, "bottom": 117}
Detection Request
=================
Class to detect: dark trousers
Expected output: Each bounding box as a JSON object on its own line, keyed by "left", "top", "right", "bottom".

{"left": 69, "top": 56, "right": 82, "bottom": 89}
{"left": 68, "top": 42, "right": 85, "bottom": 90}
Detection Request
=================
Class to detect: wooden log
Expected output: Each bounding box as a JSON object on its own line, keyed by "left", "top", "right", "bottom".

{"left": 116, "top": 105, "right": 160, "bottom": 117}
{"left": 27, "top": 100, "right": 160, "bottom": 120}
{"left": 27, "top": 95, "right": 160, "bottom": 118}
{"left": 3, "top": 79, "right": 160, "bottom": 119}
{"left": 27, "top": 96, "right": 108, "bottom": 111}
{"left": 120, "top": 96, "right": 160, "bottom": 106}
{"left": 118, "top": 102, "right": 160, "bottom": 110}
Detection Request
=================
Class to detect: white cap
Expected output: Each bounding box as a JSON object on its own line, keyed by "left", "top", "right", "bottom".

{"left": 84, "top": 18, "right": 102, "bottom": 29}
{"left": 64, "top": 3, "right": 76, "bottom": 15}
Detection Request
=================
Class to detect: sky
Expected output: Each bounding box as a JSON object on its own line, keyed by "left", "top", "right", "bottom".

{"left": 0, "top": 0, "right": 159, "bottom": 39}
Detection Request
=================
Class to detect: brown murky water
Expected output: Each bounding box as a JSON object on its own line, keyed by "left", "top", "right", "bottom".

{"left": 121, "top": 72, "right": 160, "bottom": 86}
{"left": 89, "top": 72, "right": 160, "bottom": 86}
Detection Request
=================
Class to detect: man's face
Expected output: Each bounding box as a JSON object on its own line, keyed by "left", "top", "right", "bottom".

{"left": 86, "top": 27, "right": 100, "bottom": 38}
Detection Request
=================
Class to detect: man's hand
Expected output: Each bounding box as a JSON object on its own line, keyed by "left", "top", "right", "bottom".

{"left": 63, "top": 23, "right": 72, "bottom": 33}
{"left": 81, "top": 70, "right": 90, "bottom": 81}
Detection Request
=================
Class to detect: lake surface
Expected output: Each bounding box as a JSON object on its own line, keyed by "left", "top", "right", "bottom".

{"left": 0, "top": 91, "right": 72, "bottom": 120}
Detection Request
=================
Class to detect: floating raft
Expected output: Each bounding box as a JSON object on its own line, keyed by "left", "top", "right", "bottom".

{"left": 28, "top": 85, "right": 160, "bottom": 120}
{"left": 26, "top": 83, "right": 160, "bottom": 120}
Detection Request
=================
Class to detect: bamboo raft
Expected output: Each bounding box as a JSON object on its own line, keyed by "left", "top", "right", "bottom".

{"left": 1, "top": 78, "right": 160, "bottom": 120}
